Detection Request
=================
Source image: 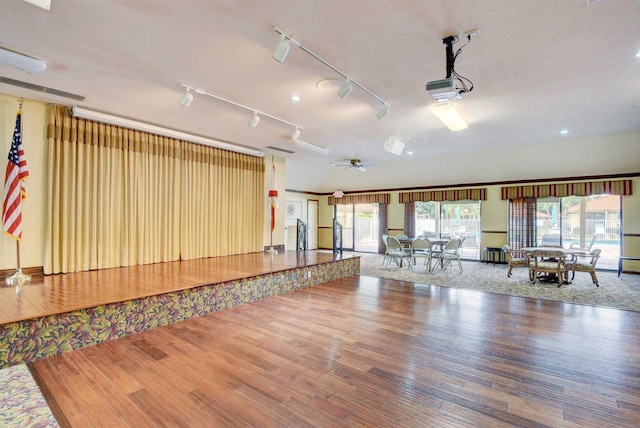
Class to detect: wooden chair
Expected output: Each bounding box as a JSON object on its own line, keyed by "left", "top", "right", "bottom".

{"left": 502, "top": 245, "right": 531, "bottom": 278}
{"left": 566, "top": 248, "right": 601, "bottom": 286}
{"left": 530, "top": 249, "right": 567, "bottom": 287}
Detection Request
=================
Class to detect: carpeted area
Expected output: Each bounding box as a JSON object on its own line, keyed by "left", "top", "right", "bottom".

{"left": 0, "top": 364, "right": 59, "bottom": 427}
{"left": 359, "top": 253, "right": 640, "bottom": 312}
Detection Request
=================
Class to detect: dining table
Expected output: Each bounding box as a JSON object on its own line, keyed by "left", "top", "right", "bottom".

{"left": 521, "top": 246, "right": 590, "bottom": 283}
{"left": 397, "top": 237, "right": 451, "bottom": 267}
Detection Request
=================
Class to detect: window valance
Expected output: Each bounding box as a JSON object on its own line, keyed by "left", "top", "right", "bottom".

{"left": 399, "top": 188, "right": 487, "bottom": 203}
{"left": 501, "top": 180, "right": 632, "bottom": 199}
{"left": 328, "top": 193, "right": 390, "bottom": 205}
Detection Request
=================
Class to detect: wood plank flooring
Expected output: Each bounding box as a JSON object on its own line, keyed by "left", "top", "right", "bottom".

{"left": 29, "top": 273, "right": 640, "bottom": 427}
{"left": 0, "top": 251, "right": 345, "bottom": 325}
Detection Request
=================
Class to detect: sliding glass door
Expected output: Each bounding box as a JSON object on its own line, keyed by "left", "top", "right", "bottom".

{"left": 335, "top": 203, "right": 380, "bottom": 252}
{"left": 536, "top": 195, "right": 620, "bottom": 269}
{"left": 415, "top": 200, "right": 481, "bottom": 260}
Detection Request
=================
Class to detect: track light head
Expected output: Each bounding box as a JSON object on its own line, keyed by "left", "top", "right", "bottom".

{"left": 376, "top": 104, "right": 390, "bottom": 121}
{"left": 291, "top": 128, "right": 301, "bottom": 140}
{"left": 273, "top": 36, "right": 290, "bottom": 63}
{"left": 338, "top": 80, "right": 353, "bottom": 99}
{"left": 249, "top": 112, "right": 260, "bottom": 128}
{"left": 180, "top": 89, "right": 193, "bottom": 108}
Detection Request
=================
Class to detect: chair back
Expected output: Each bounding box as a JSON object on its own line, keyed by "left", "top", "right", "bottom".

{"left": 386, "top": 236, "right": 403, "bottom": 251}
{"left": 443, "top": 238, "right": 462, "bottom": 253}
{"left": 532, "top": 249, "right": 564, "bottom": 259}
{"left": 412, "top": 238, "right": 432, "bottom": 251}
{"left": 381, "top": 234, "right": 390, "bottom": 249}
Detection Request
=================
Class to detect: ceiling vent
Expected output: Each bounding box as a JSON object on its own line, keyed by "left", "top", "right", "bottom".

{"left": 266, "top": 146, "right": 295, "bottom": 154}
{"left": 0, "top": 76, "right": 86, "bottom": 101}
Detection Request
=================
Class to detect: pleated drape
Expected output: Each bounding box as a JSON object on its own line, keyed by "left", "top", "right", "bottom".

{"left": 180, "top": 144, "right": 264, "bottom": 259}
{"left": 44, "top": 105, "right": 264, "bottom": 274}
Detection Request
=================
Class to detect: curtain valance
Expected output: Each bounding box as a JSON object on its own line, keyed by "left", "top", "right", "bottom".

{"left": 328, "top": 193, "right": 390, "bottom": 205}
{"left": 399, "top": 188, "right": 487, "bottom": 203}
{"left": 501, "top": 180, "right": 632, "bottom": 199}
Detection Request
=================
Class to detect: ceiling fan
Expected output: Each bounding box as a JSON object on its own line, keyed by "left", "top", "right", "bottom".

{"left": 330, "top": 159, "right": 378, "bottom": 172}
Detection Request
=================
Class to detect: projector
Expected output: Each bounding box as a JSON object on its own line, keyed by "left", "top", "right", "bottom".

{"left": 426, "top": 78, "right": 460, "bottom": 101}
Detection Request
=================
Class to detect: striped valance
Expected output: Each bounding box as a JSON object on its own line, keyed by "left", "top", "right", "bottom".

{"left": 328, "top": 193, "right": 390, "bottom": 205}
{"left": 399, "top": 188, "right": 487, "bottom": 203}
{"left": 501, "top": 180, "right": 632, "bottom": 199}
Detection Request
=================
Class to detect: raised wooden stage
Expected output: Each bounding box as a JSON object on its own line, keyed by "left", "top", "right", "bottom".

{"left": 0, "top": 251, "right": 359, "bottom": 368}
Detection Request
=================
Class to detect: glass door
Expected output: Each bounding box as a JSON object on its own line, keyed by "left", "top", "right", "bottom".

{"left": 335, "top": 203, "right": 380, "bottom": 252}
{"left": 335, "top": 204, "right": 354, "bottom": 250}
{"left": 354, "top": 203, "right": 379, "bottom": 252}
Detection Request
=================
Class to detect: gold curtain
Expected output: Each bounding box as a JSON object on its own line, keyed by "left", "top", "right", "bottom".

{"left": 180, "top": 144, "right": 264, "bottom": 259}
{"left": 45, "top": 105, "right": 264, "bottom": 274}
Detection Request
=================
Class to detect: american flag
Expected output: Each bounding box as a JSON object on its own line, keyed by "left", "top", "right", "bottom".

{"left": 2, "top": 111, "right": 29, "bottom": 240}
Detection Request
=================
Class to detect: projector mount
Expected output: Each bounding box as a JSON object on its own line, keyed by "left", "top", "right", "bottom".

{"left": 426, "top": 29, "right": 477, "bottom": 101}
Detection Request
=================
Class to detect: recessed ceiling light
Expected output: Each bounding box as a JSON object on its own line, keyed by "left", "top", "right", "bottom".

{"left": 316, "top": 78, "right": 339, "bottom": 90}
{"left": 635, "top": 50, "right": 640, "bottom": 58}
{"left": 405, "top": 150, "right": 414, "bottom": 156}
{"left": 560, "top": 129, "right": 569, "bottom": 135}
{"left": 290, "top": 94, "right": 302, "bottom": 103}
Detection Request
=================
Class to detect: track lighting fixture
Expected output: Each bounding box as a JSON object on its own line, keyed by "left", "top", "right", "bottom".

{"left": 337, "top": 79, "right": 353, "bottom": 99}
{"left": 273, "top": 27, "right": 390, "bottom": 118}
{"left": 180, "top": 84, "right": 315, "bottom": 150}
{"left": 376, "top": 104, "right": 391, "bottom": 121}
{"left": 180, "top": 88, "right": 194, "bottom": 108}
{"left": 249, "top": 112, "right": 260, "bottom": 128}
{"left": 273, "top": 33, "right": 300, "bottom": 63}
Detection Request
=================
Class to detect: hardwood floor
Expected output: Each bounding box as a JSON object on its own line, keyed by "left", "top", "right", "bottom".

{"left": 30, "top": 275, "right": 640, "bottom": 427}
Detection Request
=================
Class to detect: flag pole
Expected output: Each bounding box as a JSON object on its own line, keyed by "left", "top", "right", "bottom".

{"left": 4, "top": 98, "right": 31, "bottom": 286}
{"left": 267, "top": 156, "right": 278, "bottom": 255}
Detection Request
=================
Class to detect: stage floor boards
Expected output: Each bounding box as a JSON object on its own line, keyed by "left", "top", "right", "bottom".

{"left": 0, "top": 251, "right": 352, "bottom": 325}
{"left": 30, "top": 275, "right": 640, "bottom": 427}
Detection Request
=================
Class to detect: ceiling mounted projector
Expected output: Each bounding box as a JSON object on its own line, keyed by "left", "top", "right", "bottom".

{"left": 426, "top": 78, "right": 460, "bottom": 102}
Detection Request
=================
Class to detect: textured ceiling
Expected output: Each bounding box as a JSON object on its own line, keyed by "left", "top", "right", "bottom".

{"left": 1, "top": 0, "right": 639, "bottom": 193}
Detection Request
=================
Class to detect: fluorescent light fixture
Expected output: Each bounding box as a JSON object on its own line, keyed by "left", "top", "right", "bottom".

{"left": 293, "top": 139, "right": 329, "bottom": 154}
{"left": 181, "top": 84, "right": 304, "bottom": 141}
{"left": 432, "top": 103, "right": 468, "bottom": 131}
{"left": 71, "top": 106, "right": 264, "bottom": 157}
{"left": 376, "top": 104, "right": 390, "bottom": 120}
{"left": 0, "top": 47, "right": 47, "bottom": 74}
{"left": 273, "top": 36, "right": 290, "bottom": 63}
{"left": 338, "top": 80, "right": 353, "bottom": 99}
{"left": 249, "top": 112, "right": 260, "bottom": 127}
{"left": 180, "top": 89, "right": 193, "bottom": 108}
{"left": 291, "top": 128, "right": 301, "bottom": 140}
{"left": 23, "top": 0, "right": 51, "bottom": 10}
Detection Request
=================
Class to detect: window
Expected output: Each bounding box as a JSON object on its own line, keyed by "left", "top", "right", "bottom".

{"left": 525, "top": 195, "right": 620, "bottom": 269}
{"left": 416, "top": 200, "right": 481, "bottom": 259}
